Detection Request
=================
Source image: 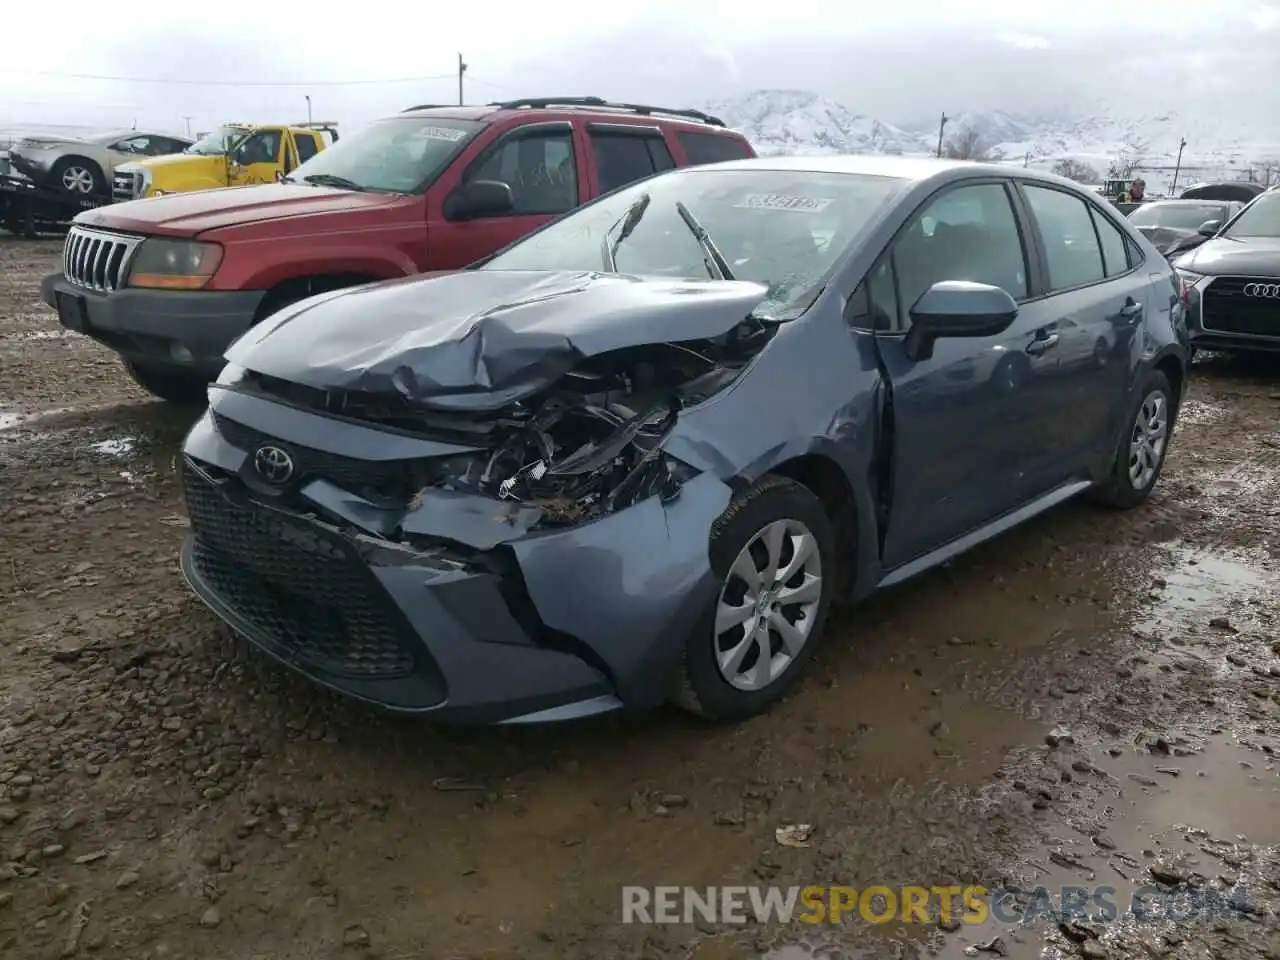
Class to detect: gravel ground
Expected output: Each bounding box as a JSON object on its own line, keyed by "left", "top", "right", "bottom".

{"left": 0, "top": 237, "right": 1277, "bottom": 960}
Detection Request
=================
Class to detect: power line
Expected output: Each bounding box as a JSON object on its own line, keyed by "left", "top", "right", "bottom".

{"left": 0, "top": 68, "right": 457, "bottom": 87}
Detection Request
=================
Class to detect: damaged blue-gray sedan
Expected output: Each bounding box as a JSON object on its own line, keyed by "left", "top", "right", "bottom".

{"left": 179, "top": 156, "right": 1188, "bottom": 725}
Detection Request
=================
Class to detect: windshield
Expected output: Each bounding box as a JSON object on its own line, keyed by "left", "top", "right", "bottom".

{"left": 481, "top": 168, "right": 905, "bottom": 318}
{"left": 1130, "top": 202, "right": 1224, "bottom": 230}
{"left": 286, "top": 116, "right": 482, "bottom": 194}
{"left": 186, "top": 125, "right": 250, "bottom": 156}
{"left": 1222, "top": 194, "right": 1280, "bottom": 239}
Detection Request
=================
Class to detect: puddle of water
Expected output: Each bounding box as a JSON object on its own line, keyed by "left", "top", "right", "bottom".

{"left": 929, "top": 733, "right": 1280, "bottom": 960}
{"left": 87, "top": 436, "right": 136, "bottom": 458}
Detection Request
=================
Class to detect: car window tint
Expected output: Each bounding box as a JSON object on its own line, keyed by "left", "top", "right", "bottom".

{"left": 295, "top": 134, "right": 319, "bottom": 163}
{"left": 468, "top": 130, "right": 578, "bottom": 215}
{"left": 1023, "top": 185, "right": 1106, "bottom": 290}
{"left": 677, "top": 131, "right": 752, "bottom": 165}
{"left": 1089, "top": 207, "right": 1131, "bottom": 276}
{"left": 235, "top": 131, "right": 281, "bottom": 165}
{"left": 893, "top": 182, "right": 1028, "bottom": 321}
{"left": 590, "top": 132, "right": 666, "bottom": 193}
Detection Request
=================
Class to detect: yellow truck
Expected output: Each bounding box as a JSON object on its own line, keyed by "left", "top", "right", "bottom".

{"left": 111, "top": 122, "right": 338, "bottom": 202}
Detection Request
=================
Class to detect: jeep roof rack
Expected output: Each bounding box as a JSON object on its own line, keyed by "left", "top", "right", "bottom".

{"left": 402, "top": 103, "right": 451, "bottom": 112}
{"left": 487, "top": 97, "right": 725, "bottom": 127}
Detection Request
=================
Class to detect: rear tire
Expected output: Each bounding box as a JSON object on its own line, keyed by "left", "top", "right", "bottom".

{"left": 50, "top": 156, "right": 104, "bottom": 197}
{"left": 1087, "top": 370, "right": 1174, "bottom": 509}
{"left": 674, "top": 475, "right": 836, "bottom": 723}
{"left": 122, "top": 359, "right": 209, "bottom": 405}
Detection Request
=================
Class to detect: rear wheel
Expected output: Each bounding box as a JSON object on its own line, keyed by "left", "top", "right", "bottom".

{"left": 122, "top": 359, "right": 209, "bottom": 405}
{"left": 1087, "top": 370, "right": 1174, "bottom": 509}
{"left": 674, "top": 476, "right": 836, "bottom": 722}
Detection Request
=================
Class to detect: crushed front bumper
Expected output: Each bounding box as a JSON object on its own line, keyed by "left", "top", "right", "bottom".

{"left": 178, "top": 388, "right": 732, "bottom": 724}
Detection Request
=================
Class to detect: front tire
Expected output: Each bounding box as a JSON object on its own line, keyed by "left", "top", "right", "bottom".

{"left": 51, "top": 157, "right": 103, "bottom": 197}
{"left": 1088, "top": 370, "right": 1174, "bottom": 509}
{"left": 122, "top": 359, "right": 209, "bottom": 405}
{"left": 674, "top": 475, "right": 836, "bottom": 722}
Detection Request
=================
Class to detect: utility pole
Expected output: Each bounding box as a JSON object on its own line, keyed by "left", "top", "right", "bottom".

{"left": 1170, "top": 137, "right": 1186, "bottom": 196}
{"left": 305, "top": 95, "right": 312, "bottom": 125}
{"left": 182, "top": 116, "right": 192, "bottom": 137}
{"left": 1023, "top": 150, "right": 1030, "bottom": 168}
{"left": 936, "top": 112, "right": 949, "bottom": 159}
{"left": 457, "top": 53, "right": 467, "bottom": 106}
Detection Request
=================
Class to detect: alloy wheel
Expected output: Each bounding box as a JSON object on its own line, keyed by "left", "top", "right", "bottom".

{"left": 1128, "top": 390, "right": 1169, "bottom": 490}
{"left": 713, "top": 519, "right": 824, "bottom": 692}
{"left": 61, "top": 166, "right": 95, "bottom": 194}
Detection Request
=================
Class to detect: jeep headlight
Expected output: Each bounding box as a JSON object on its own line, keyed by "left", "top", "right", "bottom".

{"left": 127, "top": 239, "right": 223, "bottom": 290}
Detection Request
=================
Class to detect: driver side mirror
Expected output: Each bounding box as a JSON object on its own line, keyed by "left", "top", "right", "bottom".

{"left": 904, "top": 281, "right": 1019, "bottom": 361}
{"left": 1197, "top": 219, "right": 1221, "bottom": 237}
{"left": 444, "top": 179, "right": 514, "bottom": 221}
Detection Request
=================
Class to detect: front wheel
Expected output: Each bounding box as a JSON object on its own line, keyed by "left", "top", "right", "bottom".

{"left": 122, "top": 359, "right": 209, "bottom": 405}
{"left": 1087, "top": 370, "right": 1174, "bottom": 509}
{"left": 674, "top": 475, "right": 836, "bottom": 722}
{"left": 50, "top": 157, "right": 103, "bottom": 197}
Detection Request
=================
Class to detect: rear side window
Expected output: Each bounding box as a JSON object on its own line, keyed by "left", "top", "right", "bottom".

{"left": 589, "top": 131, "right": 674, "bottom": 193}
{"left": 295, "top": 134, "right": 319, "bottom": 163}
{"left": 677, "top": 131, "right": 752, "bottom": 166}
{"left": 1023, "top": 185, "right": 1105, "bottom": 291}
{"left": 1089, "top": 207, "right": 1132, "bottom": 276}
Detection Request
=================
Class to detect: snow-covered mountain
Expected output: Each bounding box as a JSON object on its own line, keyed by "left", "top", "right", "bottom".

{"left": 706, "top": 90, "right": 1280, "bottom": 194}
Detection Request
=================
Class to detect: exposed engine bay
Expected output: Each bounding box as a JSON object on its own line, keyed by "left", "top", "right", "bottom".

{"left": 420, "top": 331, "right": 767, "bottom": 526}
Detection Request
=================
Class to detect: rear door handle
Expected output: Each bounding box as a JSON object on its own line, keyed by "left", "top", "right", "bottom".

{"left": 1026, "top": 333, "right": 1059, "bottom": 356}
{"left": 1119, "top": 298, "right": 1143, "bottom": 318}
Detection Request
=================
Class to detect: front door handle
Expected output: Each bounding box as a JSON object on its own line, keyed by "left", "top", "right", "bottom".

{"left": 1119, "top": 298, "right": 1143, "bottom": 318}
{"left": 1026, "top": 333, "right": 1060, "bottom": 356}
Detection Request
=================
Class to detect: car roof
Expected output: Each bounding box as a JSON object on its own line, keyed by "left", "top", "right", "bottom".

{"left": 675, "top": 154, "right": 1093, "bottom": 188}
{"left": 399, "top": 99, "right": 740, "bottom": 135}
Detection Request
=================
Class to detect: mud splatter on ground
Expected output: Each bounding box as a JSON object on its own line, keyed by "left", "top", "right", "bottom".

{"left": 0, "top": 238, "right": 1277, "bottom": 960}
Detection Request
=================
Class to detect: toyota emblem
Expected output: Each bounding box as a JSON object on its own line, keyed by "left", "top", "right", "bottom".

{"left": 1243, "top": 282, "right": 1280, "bottom": 299}
{"left": 253, "top": 445, "right": 295, "bottom": 484}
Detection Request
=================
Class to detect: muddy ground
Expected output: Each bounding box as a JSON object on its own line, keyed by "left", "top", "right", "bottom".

{"left": 1, "top": 237, "right": 1278, "bottom": 960}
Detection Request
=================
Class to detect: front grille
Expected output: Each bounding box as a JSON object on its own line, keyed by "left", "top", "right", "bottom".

{"left": 211, "top": 412, "right": 425, "bottom": 501}
{"left": 111, "top": 170, "right": 139, "bottom": 202}
{"left": 183, "top": 464, "right": 418, "bottom": 679}
{"left": 1202, "top": 276, "right": 1280, "bottom": 338}
{"left": 62, "top": 225, "right": 141, "bottom": 292}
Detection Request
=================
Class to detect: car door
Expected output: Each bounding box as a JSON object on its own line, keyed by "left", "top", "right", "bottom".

{"left": 432, "top": 121, "right": 586, "bottom": 269}
{"left": 228, "top": 129, "right": 283, "bottom": 186}
{"left": 1016, "top": 183, "right": 1144, "bottom": 478}
{"left": 869, "top": 179, "right": 1059, "bottom": 568}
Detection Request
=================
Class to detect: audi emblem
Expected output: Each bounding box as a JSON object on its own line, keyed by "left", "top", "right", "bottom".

{"left": 253, "top": 445, "right": 295, "bottom": 484}
{"left": 1243, "top": 282, "right": 1280, "bottom": 299}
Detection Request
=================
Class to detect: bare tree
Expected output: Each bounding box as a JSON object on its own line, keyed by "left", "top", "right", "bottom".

{"left": 943, "top": 126, "right": 996, "bottom": 162}
{"left": 1052, "top": 158, "right": 1100, "bottom": 183}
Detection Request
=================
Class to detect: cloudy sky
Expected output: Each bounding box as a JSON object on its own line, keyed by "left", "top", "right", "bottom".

{"left": 2, "top": 0, "right": 1277, "bottom": 136}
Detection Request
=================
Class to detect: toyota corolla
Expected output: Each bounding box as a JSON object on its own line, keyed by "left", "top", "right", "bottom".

{"left": 179, "top": 156, "right": 1187, "bottom": 725}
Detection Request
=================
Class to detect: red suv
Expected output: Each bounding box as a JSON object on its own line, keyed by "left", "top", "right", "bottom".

{"left": 40, "top": 97, "right": 756, "bottom": 402}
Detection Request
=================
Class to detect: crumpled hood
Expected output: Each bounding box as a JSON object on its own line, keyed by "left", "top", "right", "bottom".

{"left": 226, "top": 269, "right": 771, "bottom": 412}
{"left": 1176, "top": 236, "right": 1280, "bottom": 277}
{"left": 1136, "top": 225, "right": 1196, "bottom": 252}
{"left": 75, "top": 182, "right": 404, "bottom": 238}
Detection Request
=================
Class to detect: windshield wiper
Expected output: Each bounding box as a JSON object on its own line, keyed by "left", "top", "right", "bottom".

{"left": 600, "top": 193, "right": 650, "bottom": 271}
{"left": 675, "top": 201, "right": 734, "bottom": 281}
{"left": 299, "top": 173, "right": 366, "bottom": 192}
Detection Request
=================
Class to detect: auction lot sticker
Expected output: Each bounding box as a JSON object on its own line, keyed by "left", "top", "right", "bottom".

{"left": 417, "top": 127, "right": 471, "bottom": 142}
{"left": 734, "top": 195, "right": 833, "bottom": 213}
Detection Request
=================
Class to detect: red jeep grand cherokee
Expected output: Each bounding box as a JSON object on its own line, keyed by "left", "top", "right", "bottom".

{"left": 40, "top": 97, "right": 755, "bottom": 402}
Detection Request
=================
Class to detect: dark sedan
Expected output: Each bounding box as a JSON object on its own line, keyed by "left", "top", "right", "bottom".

{"left": 1128, "top": 199, "right": 1243, "bottom": 257}
{"left": 178, "top": 156, "right": 1188, "bottom": 725}
{"left": 1175, "top": 189, "right": 1280, "bottom": 355}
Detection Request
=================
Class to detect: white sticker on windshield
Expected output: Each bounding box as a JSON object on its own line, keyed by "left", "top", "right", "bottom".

{"left": 734, "top": 194, "right": 833, "bottom": 213}
{"left": 416, "top": 126, "right": 469, "bottom": 142}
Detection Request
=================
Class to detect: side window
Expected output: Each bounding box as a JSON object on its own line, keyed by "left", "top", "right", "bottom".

{"left": 295, "top": 134, "right": 319, "bottom": 163}
{"left": 234, "top": 130, "right": 282, "bottom": 166}
{"left": 848, "top": 258, "right": 900, "bottom": 332}
{"left": 466, "top": 130, "right": 578, "bottom": 216}
{"left": 590, "top": 132, "right": 669, "bottom": 193}
{"left": 114, "top": 136, "right": 154, "bottom": 155}
{"left": 647, "top": 137, "right": 675, "bottom": 173}
{"left": 159, "top": 137, "right": 188, "bottom": 154}
{"left": 1089, "top": 206, "right": 1131, "bottom": 276}
{"left": 1023, "top": 185, "right": 1105, "bottom": 291}
{"left": 892, "top": 182, "right": 1028, "bottom": 323}
{"left": 677, "top": 131, "right": 753, "bottom": 166}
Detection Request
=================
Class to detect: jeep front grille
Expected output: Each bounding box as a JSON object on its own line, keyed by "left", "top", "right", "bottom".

{"left": 62, "top": 226, "right": 142, "bottom": 292}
